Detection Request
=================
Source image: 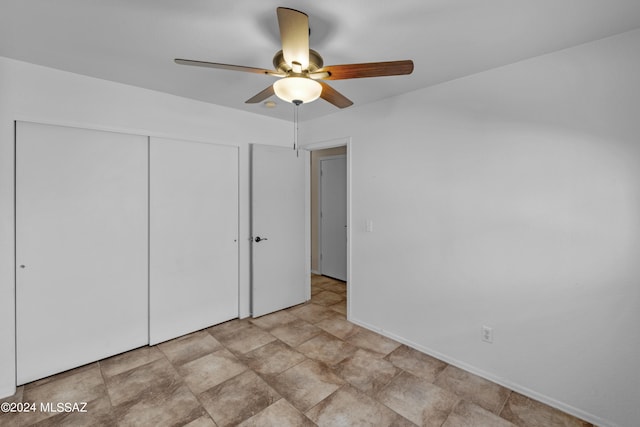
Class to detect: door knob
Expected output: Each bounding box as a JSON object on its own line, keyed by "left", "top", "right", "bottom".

{"left": 254, "top": 236, "right": 268, "bottom": 242}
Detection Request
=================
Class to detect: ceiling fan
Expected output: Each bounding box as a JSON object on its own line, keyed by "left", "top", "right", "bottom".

{"left": 175, "top": 7, "right": 414, "bottom": 109}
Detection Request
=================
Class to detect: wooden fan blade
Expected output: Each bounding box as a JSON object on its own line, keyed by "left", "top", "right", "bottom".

{"left": 245, "top": 85, "right": 275, "bottom": 104}
{"left": 276, "top": 7, "right": 309, "bottom": 70}
{"left": 319, "top": 81, "right": 353, "bottom": 109}
{"left": 313, "top": 60, "right": 414, "bottom": 80}
{"left": 175, "top": 59, "right": 284, "bottom": 76}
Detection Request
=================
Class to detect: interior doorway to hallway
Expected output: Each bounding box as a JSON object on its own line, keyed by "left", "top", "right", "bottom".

{"left": 309, "top": 144, "right": 348, "bottom": 313}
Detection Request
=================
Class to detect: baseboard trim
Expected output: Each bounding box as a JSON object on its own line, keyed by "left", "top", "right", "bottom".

{"left": 348, "top": 317, "right": 615, "bottom": 427}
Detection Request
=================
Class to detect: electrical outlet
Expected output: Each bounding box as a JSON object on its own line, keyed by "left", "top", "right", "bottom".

{"left": 481, "top": 325, "right": 493, "bottom": 343}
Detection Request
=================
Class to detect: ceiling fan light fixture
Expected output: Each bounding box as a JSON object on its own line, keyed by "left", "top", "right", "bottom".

{"left": 176, "top": 8, "right": 413, "bottom": 109}
{"left": 273, "top": 77, "right": 322, "bottom": 104}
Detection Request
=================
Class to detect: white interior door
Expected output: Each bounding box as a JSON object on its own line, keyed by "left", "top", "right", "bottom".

{"left": 16, "top": 122, "right": 148, "bottom": 385}
{"left": 149, "top": 138, "right": 239, "bottom": 344}
{"left": 251, "top": 145, "right": 309, "bottom": 317}
{"left": 320, "top": 156, "right": 347, "bottom": 281}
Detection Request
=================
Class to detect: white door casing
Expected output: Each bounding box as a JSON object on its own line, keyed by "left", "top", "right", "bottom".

{"left": 15, "top": 122, "right": 148, "bottom": 385}
{"left": 251, "top": 145, "right": 309, "bottom": 317}
{"left": 149, "top": 137, "right": 239, "bottom": 345}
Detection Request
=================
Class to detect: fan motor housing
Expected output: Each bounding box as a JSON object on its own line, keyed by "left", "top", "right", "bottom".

{"left": 273, "top": 49, "right": 324, "bottom": 73}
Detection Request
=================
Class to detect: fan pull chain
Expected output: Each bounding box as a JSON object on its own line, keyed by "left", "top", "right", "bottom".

{"left": 293, "top": 100, "right": 301, "bottom": 157}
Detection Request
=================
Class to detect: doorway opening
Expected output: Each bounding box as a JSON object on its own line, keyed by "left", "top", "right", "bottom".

{"left": 309, "top": 144, "right": 348, "bottom": 317}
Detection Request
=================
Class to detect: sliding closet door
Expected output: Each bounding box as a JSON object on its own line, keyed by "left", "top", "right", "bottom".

{"left": 16, "top": 122, "right": 148, "bottom": 385}
{"left": 150, "top": 137, "right": 238, "bottom": 345}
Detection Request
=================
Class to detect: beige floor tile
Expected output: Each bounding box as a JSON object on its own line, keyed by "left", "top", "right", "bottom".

{"left": 105, "top": 357, "right": 182, "bottom": 407}
{"left": 115, "top": 383, "right": 205, "bottom": 427}
{"left": 215, "top": 324, "right": 276, "bottom": 354}
{"left": 311, "top": 275, "right": 333, "bottom": 285}
{"left": 328, "top": 302, "right": 347, "bottom": 315}
{"left": 23, "top": 362, "right": 92, "bottom": 389}
{"left": 288, "top": 303, "right": 342, "bottom": 323}
{"left": 346, "top": 328, "right": 402, "bottom": 357}
{"left": 315, "top": 280, "right": 347, "bottom": 294}
{"left": 158, "top": 330, "right": 223, "bottom": 366}
{"left": 311, "top": 290, "right": 345, "bottom": 306}
{"left": 434, "top": 365, "right": 511, "bottom": 414}
{"left": 178, "top": 349, "right": 247, "bottom": 395}
{"left": 99, "top": 345, "right": 164, "bottom": 379}
{"left": 311, "top": 286, "right": 324, "bottom": 296}
{"left": 1, "top": 374, "right": 109, "bottom": 427}
{"left": 500, "top": 392, "right": 593, "bottom": 427}
{"left": 7, "top": 278, "right": 590, "bottom": 427}
{"left": 386, "top": 345, "right": 448, "bottom": 382}
{"left": 0, "top": 408, "right": 28, "bottom": 427}
{"left": 315, "top": 317, "right": 362, "bottom": 340}
{"left": 199, "top": 370, "right": 280, "bottom": 427}
{"left": 377, "top": 371, "right": 459, "bottom": 427}
{"left": 32, "top": 393, "right": 117, "bottom": 427}
{"left": 238, "top": 399, "right": 316, "bottom": 427}
{"left": 442, "top": 400, "right": 516, "bottom": 427}
{"left": 270, "top": 320, "right": 323, "bottom": 347}
{"left": 334, "top": 349, "right": 400, "bottom": 396}
{"left": 240, "top": 340, "right": 306, "bottom": 377}
{"left": 20, "top": 363, "right": 107, "bottom": 425}
{"left": 207, "top": 318, "right": 252, "bottom": 339}
{"left": 250, "top": 311, "right": 299, "bottom": 330}
{"left": 183, "top": 415, "right": 217, "bottom": 427}
{"left": 23, "top": 363, "right": 106, "bottom": 402}
{"left": 269, "top": 359, "right": 344, "bottom": 412}
{"left": 307, "top": 385, "right": 414, "bottom": 427}
{"left": 296, "top": 332, "right": 357, "bottom": 366}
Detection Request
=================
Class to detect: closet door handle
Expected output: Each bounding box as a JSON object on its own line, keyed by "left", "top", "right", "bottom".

{"left": 254, "top": 236, "right": 268, "bottom": 243}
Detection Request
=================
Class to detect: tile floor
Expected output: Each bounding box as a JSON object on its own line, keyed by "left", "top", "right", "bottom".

{"left": 0, "top": 275, "right": 594, "bottom": 427}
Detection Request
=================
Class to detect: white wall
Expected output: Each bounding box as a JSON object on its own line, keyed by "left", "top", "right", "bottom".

{"left": 302, "top": 29, "right": 640, "bottom": 427}
{"left": 0, "top": 57, "right": 290, "bottom": 399}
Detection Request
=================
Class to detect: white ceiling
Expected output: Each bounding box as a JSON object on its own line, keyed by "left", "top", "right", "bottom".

{"left": 2, "top": 0, "right": 640, "bottom": 121}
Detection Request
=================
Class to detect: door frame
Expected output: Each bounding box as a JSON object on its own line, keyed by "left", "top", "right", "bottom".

{"left": 317, "top": 154, "right": 347, "bottom": 279}
{"left": 302, "top": 137, "right": 351, "bottom": 320}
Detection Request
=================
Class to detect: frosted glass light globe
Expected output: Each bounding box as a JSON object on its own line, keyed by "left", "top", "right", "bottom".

{"left": 273, "top": 77, "right": 322, "bottom": 104}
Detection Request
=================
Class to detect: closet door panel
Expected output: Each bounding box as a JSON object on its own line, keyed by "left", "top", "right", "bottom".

{"left": 150, "top": 137, "right": 238, "bottom": 344}
{"left": 16, "top": 122, "right": 148, "bottom": 385}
